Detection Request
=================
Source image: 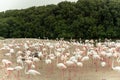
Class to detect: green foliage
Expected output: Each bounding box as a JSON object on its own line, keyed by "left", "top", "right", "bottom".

{"left": 0, "top": 0, "right": 119, "bottom": 39}
{"left": 0, "top": 36, "right": 5, "bottom": 40}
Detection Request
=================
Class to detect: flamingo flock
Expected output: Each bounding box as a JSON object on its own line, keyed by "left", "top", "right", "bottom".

{"left": 0, "top": 39, "right": 120, "bottom": 80}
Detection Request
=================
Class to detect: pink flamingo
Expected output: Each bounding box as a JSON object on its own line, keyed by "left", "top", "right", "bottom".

{"left": 24, "top": 66, "right": 40, "bottom": 80}
{"left": 93, "top": 54, "right": 101, "bottom": 72}
{"left": 32, "top": 57, "right": 40, "bottom": 70}
{"left": 65, "top": 60, "right": 75, "bottom": 80}
{"left": 6, "top": 67, "right": 15, "bottom": 80}
{"left": 57, "top": 63, "right": 67, "bottom": 80}
{"left": 14, "top": 66, "right": 23, "bottom": 80}
{"left": 45, "top": 58, "right": 52, "bottom": 78}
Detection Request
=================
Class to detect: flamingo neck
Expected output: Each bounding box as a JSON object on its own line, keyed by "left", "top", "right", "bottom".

{"left": 117, "top": 57, "right": 120, "bottom": 62}
{"left": 24, "top": 64, "right": 28, "bottom": 74}
{"left": 112, "top": 58, "right": 115, "bottom": 69}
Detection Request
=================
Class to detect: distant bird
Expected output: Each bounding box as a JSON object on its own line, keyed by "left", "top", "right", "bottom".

{"left": 4, "top": 53, "right": 12, "bottom": 58}
{"left": 117, "top": 56, "right": 120, "bottom": 63}
{"left": 25, "top": 59, "right": 33, "bottom": 70}
{"left": 65, "top": 60, "right": 75, "bottom": 67}
{"left": 17, "top": 58, "right": 24, "bottom": 66}
{"left": 45, "top": 59, "right": 52, "bottom": 64}
{"left": 38, "top": 51, "right": 43, "bottom": 58}
{"left": 24, "top": 43, "right": 29, "bottom": 50}
{"left": 77, "top": 62, "right": 83, "bottom": 67}
{"left": 81, "top": 56, "right": 89, "bottom": 61}
{"left": 101, "top": 62, "right": 106, "bottom": 67}
{"left": 9, "top": 48, "right": 15, "bottom": 54}
{"left": 25, "top": 69, "right": 40, "bottom": 75}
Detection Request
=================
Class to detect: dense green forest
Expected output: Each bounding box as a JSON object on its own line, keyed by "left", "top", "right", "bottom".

{"left": 0, "top": 0, "right": 120, "bottom": 39}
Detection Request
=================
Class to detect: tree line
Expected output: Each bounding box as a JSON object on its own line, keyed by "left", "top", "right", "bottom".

{"left": 0, "top": 0, "right": 120, "bottom": 39}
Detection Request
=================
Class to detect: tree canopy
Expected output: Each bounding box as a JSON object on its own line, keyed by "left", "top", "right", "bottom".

{"left": 0, "top": 0, "right": 120, "bottom": 39}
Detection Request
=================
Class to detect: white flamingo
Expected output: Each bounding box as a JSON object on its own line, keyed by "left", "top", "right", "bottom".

{"left": 6, "top": 67, "right": 15, "bottom": 80}
{"left": 57, "top": 63, "right": 67, "bottom": 80}
{"left": 32, "top": 57, "right": 40, "bottom": 69}
{"left": 101, "top": 61, "right": 106, "bottom": 67}
{"left": 93, "top": 54, "right": 101, "bottom": 72}
{"left": 14, "top": 66, "right": 23, "bottom": 80}
{"left": 65, "top": 60, "right": 76, "bottom": 80}
{"left": 24, "top": 66, "right": 40, "bottom": 79}
{"left": 1, "top": 59, "right": 12, "bottom": 68}
{"left": 112, "top": 58, "right": 120, "bottom": 72}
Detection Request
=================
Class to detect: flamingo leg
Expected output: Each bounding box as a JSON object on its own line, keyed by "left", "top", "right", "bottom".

{"left": 27, "top": 74, "right": 30, "bottom": 80}
{"left": 73, "top": 66, "right": 77, "bottom": 77}
{"left": 68, "top": 68, "right": 71, "bottom": 80}
{"left": 96, "top": 60, "right": 98, "bottom": 72}
{"left": 108, "top": 58, "right": 111, "bottom": 68}
{"left": 50, "top": 62, "right": 54, "bottom": 74}
{"left": 17, "top": 71, "right": 20, "bottom": 80}
{"left": 94, "top": 60, "right": 98, "bottom": 72}
{"left": 62, "top": 69, "right": 64, "bottom": 80}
